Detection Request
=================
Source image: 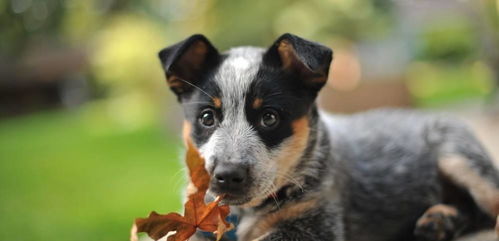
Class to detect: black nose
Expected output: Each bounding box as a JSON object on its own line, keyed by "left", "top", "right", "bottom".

{"left": 212, "top": 164, "right": 248, "bottom": 193}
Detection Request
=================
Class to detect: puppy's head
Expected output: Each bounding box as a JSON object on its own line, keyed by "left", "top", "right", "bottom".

{"left": 159, "top": 33, "right": 332, "bottom": 206}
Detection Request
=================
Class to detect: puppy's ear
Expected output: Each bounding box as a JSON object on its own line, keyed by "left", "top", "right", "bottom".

{"left": 263, "top": 33, "right": 333, "bottom": 91}
{"left": 158, "top": 34, "right": 220, "bottom": 99}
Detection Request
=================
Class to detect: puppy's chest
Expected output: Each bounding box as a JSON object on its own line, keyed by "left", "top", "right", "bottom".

{"left": 234, "top": 198, "right": 321, "bottom": 241}
{"left": 235, "top": 211, "right": 264, "bottom": 241}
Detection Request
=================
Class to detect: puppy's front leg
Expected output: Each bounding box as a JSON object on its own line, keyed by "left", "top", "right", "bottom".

{"left": 238, "top": 199, "right": 343, "bottom": 241}
{"left": 254, "top": 224, "right": 343, "bottom": 241}
{"left": 249, "top": 209, "right": 344, "bottom": 241}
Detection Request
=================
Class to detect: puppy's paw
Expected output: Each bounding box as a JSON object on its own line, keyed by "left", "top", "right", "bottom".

{"left": 414, "top": 204, "right": 460, "bottom": 241}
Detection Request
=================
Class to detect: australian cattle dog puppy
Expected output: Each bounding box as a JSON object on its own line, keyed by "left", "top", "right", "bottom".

{"left": 158, "top": 33, "right": 499, "bottom": 241}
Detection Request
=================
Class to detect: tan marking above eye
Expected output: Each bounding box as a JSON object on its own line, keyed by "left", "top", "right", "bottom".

{"left": 212, "top": 97, "right": 222, "bottom": 108}
{"left": 252, "top": 98, "right": 263, "bottom": 109}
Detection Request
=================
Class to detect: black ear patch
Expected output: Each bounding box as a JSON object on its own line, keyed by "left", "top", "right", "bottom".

{"left": 263, "top": 33, "right": 333, "bottom": 91}
{"left": 158, "top": 34, "right": 220, "bottom": 98}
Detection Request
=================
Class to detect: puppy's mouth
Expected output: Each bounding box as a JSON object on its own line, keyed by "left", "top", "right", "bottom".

{"left": 205, "top": 188, "right": 250, "bottom": 205}
{"left": 209, "top": 184, "right": 279, "bottom": 206}
{"left": 207, "top": 186, "right": 251, "bottom": 205}
{"left": 219, "top": 193, "right": 253, "bottom": 205}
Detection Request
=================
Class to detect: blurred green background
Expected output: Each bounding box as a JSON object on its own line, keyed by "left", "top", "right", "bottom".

{"left": 1, "top": 0, "right": 499, "bottom": 240}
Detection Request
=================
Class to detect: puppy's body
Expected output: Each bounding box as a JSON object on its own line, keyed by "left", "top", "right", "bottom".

{"left": 159, "top": 34, "right": 499, "bottom": 241}
{"left": 234, "top": 109, "right": 498, "bottom": 241}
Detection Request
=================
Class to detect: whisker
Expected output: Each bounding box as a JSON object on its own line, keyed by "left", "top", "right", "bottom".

{"left": 264, "top": 91, "right": 284, "bottom": 99}
{"left": 167, "top": 167, "right": 184, "bottom": 185}
{"left": 269, "top": 183, "right": 280, "bottom": 210}
{"left": 177, "top": 78, "right": 214, "bottom": 99}
{"left": 170, "top": 167, "right": 188, "bottom": 190}
{"left": 275, "top": 171, "right": 304, "bottom": 192}
{"left": 173, "top": 179, "right": 188, "bottom": 192}
{"left": 181, "top": 101, "right": 215, "bottom": 106}
{"left": 260, "top": 180, "right": 280, "bottom": 210}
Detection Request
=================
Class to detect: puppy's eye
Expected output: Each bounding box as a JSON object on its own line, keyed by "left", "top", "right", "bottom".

{"left": 199, "top": 108, "right": 216, "bottom": 127}
{"left": 260, "top": 109, "right": 279, "bottom": 129}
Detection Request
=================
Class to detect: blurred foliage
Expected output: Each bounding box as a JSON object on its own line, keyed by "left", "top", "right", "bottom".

{"left": 416, "top": 17, "right": 478, "bottom": 63}
{"left": 208, "top": 0, "right": 394, "bottom": 48}
{"left": 406, "top": 3, "right": 499, "bottom": 107}
{"left": 0, "top": 0, "right": 64, "bottom": 55}
{"left": 0, "top": 0, "right": 395, "bottom": 53}
{"left": 407, "top": 61, "right": 494, "bottom": 107}
{"left": 408, "top": 14, "right": 491, "bottom": 106}
{"left": 482, "top": 0, "right": 499, "bottom": 40}
{"left": 90, "top": 14, "right": 168, "bottom": 128}
{"left": 0, "top": 0, "right": 399, "bottom": 128}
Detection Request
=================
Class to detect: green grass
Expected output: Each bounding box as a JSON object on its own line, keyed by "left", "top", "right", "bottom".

{"left": 0, "top": 109, "right": 184, "bottom": 241}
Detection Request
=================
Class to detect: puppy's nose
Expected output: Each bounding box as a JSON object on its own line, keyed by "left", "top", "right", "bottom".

{"left": 213, "top": 164, "right": 248, "bottom": 193}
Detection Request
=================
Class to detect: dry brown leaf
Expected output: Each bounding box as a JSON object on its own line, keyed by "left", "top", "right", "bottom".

{"left": 215, "top": 215, "right": 234, "bottom": 241}
{"left": 132, "top": 140, "right": 232, "bottom": 241}
{"left": 185, "top": 140, "right": 211, "bottom": 193}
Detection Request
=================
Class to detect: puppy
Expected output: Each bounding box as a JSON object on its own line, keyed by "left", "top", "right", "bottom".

{"left": 158, "top": 33, "right": 499, "bottom": 241}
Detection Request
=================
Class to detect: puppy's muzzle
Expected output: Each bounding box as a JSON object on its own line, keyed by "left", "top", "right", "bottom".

{"left": 211, "top": 163, "right": 249, "bottom": 196}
